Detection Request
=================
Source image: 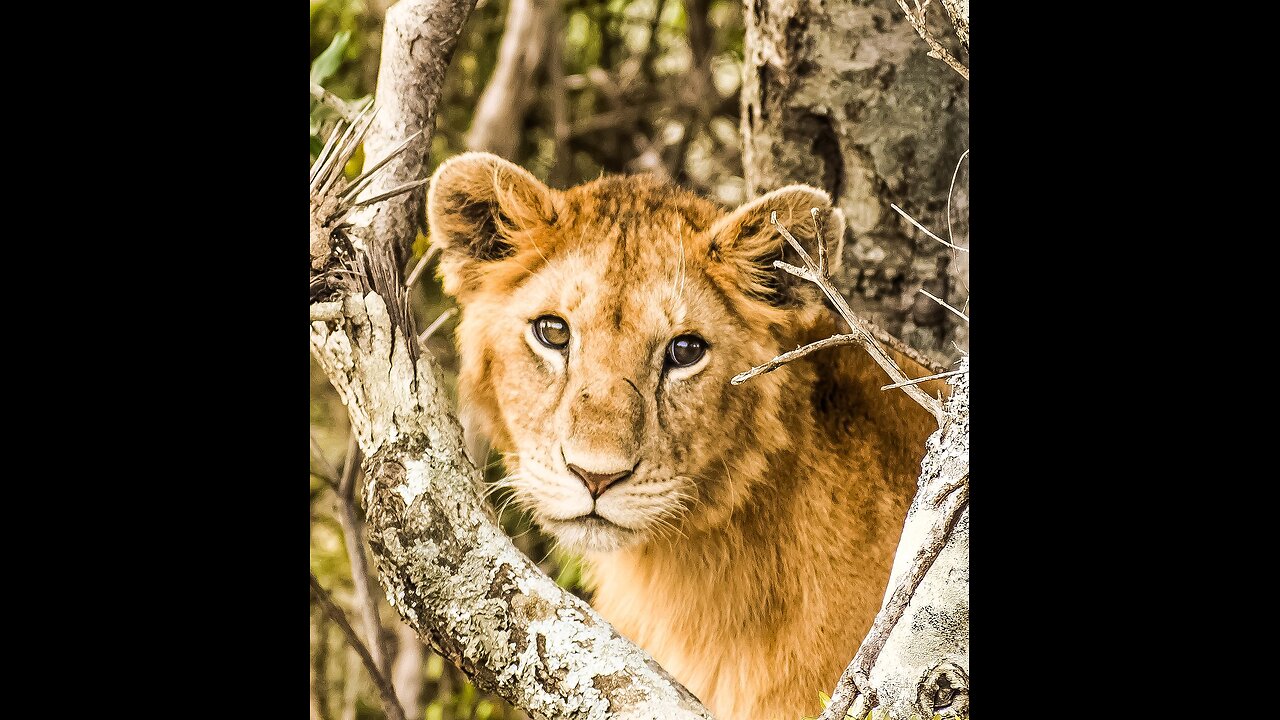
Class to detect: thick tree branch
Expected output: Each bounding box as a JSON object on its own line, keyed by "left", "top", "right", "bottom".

{"left": 309, "top": 293, "right": 712, "bottom": 719}
{"left": 819, "top": 359, "right": 970, "bottom": 720}
{"left": 309, "top": 3, "right": 715, "bottom": 712}
{"left": 358, "top": 0, "right": 477, "bottom": 267}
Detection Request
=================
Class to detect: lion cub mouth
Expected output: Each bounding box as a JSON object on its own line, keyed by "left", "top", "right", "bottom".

{"left": 542, "top": 512, "right": 641, "bottom": 552}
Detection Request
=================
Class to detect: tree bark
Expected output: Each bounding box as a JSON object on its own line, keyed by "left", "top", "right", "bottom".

{"left": 467, "top": 0, "right": 553, "bottom": 159}
{"left": 744, "top": 2, "right": 971, "bottom": 716}
{"left": 742, "top": 0, "right": 968, "bottom": 364}
{"left": 361, "top": 0, "right": 478, "bottom": 267}
{"left": 309, "top": 294, "right": 712, "bottom": 719}
{"left": 866, "top": 358, "right": 968, "bottom": 718}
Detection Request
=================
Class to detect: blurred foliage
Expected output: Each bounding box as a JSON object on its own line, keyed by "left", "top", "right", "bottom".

{"left": 311, "top": 0, "right": 745, "bottom": 717}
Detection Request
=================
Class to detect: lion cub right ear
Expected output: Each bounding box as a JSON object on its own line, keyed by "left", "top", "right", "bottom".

{"left": 427, "top": 152, "right": 560, "bottom": 296}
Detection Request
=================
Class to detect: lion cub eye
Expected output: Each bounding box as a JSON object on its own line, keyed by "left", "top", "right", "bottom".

{"left": 666, "top": 335, "right": 707, "bottom": 368}
{"left": 533, "top": 315, "right": 571, "bottom": 349}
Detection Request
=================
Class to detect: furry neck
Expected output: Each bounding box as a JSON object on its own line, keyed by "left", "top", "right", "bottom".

{"left": 582, "top": 338, "right": 936, "bottom": 718}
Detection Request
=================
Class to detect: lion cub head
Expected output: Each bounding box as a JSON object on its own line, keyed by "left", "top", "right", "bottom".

{"left": 428, "top": 152, "right": 844, "bottom": 553}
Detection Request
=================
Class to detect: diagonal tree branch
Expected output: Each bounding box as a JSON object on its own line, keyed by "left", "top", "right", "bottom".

{"left": 357, "top": 0, "right": 478, "bottom": 268}
{"left": 311, "top": 572, "right": 407, "bottom": 720}
{"left": 309, "top": 1, "right": 715, "bottom": 716}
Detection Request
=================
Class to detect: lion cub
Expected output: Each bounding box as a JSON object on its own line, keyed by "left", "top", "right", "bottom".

{"left": 427, "top": 152, "right": 939, "bottom": 720}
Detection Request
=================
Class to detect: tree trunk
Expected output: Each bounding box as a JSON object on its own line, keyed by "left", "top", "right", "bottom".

{"left": 309, "top": 294, "right": 712, "bottom": 719}
{"left": 391, "top": 623, "right": 425, "bottom": 719}
{"left": 742, "top": 0, "right": 968, "bottom": 364}
{"left": 867, "top": 359, "right": 969, "bottom": 718}
{"left": 467, "top": 0, "right": 553, "bottom": 159}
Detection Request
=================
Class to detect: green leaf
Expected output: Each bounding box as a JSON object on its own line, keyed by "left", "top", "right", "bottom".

{"left": 310, "top": 30, "right": 351, "bottom": 85}
{"left": 818, "top": 691, "right": 832, "bottom": 708}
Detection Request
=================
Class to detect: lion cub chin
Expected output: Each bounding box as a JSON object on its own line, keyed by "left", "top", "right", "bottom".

{"left": 428, "top": 152, "right": 940, "bottom": 720}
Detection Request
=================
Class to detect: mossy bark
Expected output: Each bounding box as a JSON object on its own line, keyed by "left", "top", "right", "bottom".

{"left": 742, "top": 0, "right": 968, "bottom": 364}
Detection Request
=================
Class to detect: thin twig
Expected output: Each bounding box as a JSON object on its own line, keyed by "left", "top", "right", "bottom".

{"left": 333, "top": 433, "right": 390, "bottom": 682}
{"left": 310, "top": 573, "right": 407, "bottom": 720}
{"left": 418, "top": 307, "right": 457, "bottom": 344}
{"left": 339, "top": 433, "right": 360, "bottom": 499}
{"left": 350, "top": 178, "right": 431, "bottom": 208}
{"left": 947, "top": 150, "right": 969, "bottom": 251}
{"left": 404, "top": 245, "right": 442, "bottom": 289}
{"left": 895, "top": 0, "right": 969, "bottom": 80}
{"left": 811, "top": 207, "right": 828, "bottom": 274}
{"left": 732, "top": 334, "right": 859, "bottom": 385}
{"left": 919, "top": 289, "right": 968, "bottom": 323}
{"left": 880, "top": 368, "right": 965, "bottom": 390}
{"left": 762, "top": 212, "right": 944, "bottom": 420}
{"left": 818, "top": 482, "right": 970, "bottom": 720}
{"left": 310, "top": 432, "right": 341, "bottom": 491}
{"left": 311, "top": 82, "right": 370, "bottom": 123}
{"left": 343, "top": 130, "right": 425, "bottom": 202}
{"left": 890, "top": 203, "right": 967, "bottom": 252}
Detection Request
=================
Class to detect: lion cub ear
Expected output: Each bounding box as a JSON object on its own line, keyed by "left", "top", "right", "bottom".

{"left": 427, "top": 152, "right": 560, "bottom": 296}
{"left": 706, "top": 185, "right": 845, "bottom": 306}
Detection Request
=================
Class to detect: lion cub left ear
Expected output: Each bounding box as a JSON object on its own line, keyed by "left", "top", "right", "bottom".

{"left": 706, "top": 185, "right": 845, "bottom": 306}
{"left": 427, "top": 152, "right": 560, "bottom": 296}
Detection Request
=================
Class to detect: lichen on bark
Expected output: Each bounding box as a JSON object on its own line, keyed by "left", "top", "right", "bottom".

{"left": 742, "top": 0, "right": 968, "bottom": 364}
{"left": 309, "top": 292, "right": 712, "bottom": 720}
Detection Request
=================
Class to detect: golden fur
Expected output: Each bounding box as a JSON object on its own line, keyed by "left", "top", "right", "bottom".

{"left": 427, "top": 152, "right": 942, "bottom": 720}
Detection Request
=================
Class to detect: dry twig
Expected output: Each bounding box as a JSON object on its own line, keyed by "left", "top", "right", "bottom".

{"left": 311, "top": 82, "right": 370, "bottom": 123}
{"left": 419, "top": 307, "right": 458, "bottom": 344}
{"left": 310, "top": 572, "right": 407, "bottom": 720}
{"left": 732, "top": 334, "right": 859, "bottom": 385}
{"left": 895, "top": 0, "right": 969, "bottom": 80}
{"left": 734, "top": 212, "right": 944, "bottom": 420}
{"left": 818, "top": 480, "right": 969, "bottom": 720}
{"left": 404, "top": 245, "right": 442, "bottom": 290}
{"left": 890, "top": 203, "right": 967, "bottom": 252}
{"left": 919, "top": 289, "right": 968, "bottom": 323}
{"left": 880, "top": 368, "right": 965, "bottom": 390}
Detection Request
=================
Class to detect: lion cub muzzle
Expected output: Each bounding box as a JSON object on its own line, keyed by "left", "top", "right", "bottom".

{"left": 560, "top": 376, "right": 644, "bottom": 499}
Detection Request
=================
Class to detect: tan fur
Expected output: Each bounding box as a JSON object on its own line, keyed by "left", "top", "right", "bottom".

{"left": 427, "top": 153, "right": 943, "bottom": 720}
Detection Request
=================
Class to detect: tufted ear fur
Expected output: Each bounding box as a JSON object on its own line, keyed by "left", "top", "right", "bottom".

{"left": 706, "top": 185, "right": 845, "bottom": 307}
{"left": 427, "top": 152, "right": 561, "bottom": 296}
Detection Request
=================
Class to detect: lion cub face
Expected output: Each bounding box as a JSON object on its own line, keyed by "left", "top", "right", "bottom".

{"left": 428, "top": 153, "right": 843, "bottom": 552}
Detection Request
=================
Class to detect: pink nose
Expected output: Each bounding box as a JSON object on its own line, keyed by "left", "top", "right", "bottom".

{"left": 567, "top": 465, "right": 632, "bottom": 499}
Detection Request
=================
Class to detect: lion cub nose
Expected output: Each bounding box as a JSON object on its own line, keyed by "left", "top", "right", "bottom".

{"left": 567, "top": 465, "right": 632, "bottom": 499}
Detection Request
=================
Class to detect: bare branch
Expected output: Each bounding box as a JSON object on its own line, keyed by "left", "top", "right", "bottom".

{"left": 403, "top": 245, "right": 442, "bottom": 290}
{"left": 940, "top": 0, "right": 968, "bottom": 49}
{"left": 820, "top": 482, "right": 968, "bottom": 719}
{"left": 880, "top": 368, "right": 965, "bottom": 390}
{"left": 919, "top": 288, "right": 968, "bottom": 323}
{"left": 358, "top": 0, "right": 479, "bottom": 267}
{"left": 811, "top": 207, "right": 828, "bottom": 274}
{"left": 763, "top": 212, "right": 944, "bottom": 420}
{"left": 310, "top": 572, "right": 407, "bottom": 720}
{"left": 732, "top": 334, "right": 859, "bottom": 385}
{"left": 894, "top": 0, "right": 968, "bottom": 80}
{"left": 310, "top": 431, "right": 341, "bottom": 491}
{"left": 332, "top": 433, "right": 391, "bottom": 682}
{"left": 947, "top": 149, "right": 969, "bottom": 251}
{"left": 311, "top": 82, "right": 370, "bottom": 123}
{"left": 890, "top": 203, "right": 967, "bottom": 252}
{"left": 418, "top": 307, "right": 457, "bottom": 344}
